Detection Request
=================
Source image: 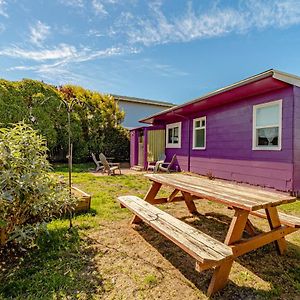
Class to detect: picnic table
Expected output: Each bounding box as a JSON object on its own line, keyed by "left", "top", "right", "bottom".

{"left": 117, "top": 173, "right": 300, "bottom": 296}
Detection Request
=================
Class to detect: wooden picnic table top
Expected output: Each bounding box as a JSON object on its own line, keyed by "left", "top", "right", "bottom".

{"left": 145, "top": 173, "right": 296, "bottom": 212}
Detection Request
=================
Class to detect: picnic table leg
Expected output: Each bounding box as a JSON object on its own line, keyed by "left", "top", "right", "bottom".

{"left": 225, "top": 208, "right": 249, "bottom": 245}
{"left": 265, "top": 207, "right": 287, "bottom": 255}
{"left": 182, "top": 191, "right": 198, "bottom": 214}
{"left": 245, "top": 219, "right": 256, "bottom": 237}
{"left": 207, "top": 258, "right": 234, "bottom": 297}
{"left": 131, "top": 181, "right": 162, "bottom": 224}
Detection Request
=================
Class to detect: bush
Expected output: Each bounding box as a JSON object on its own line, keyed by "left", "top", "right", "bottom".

{"left": 0, "top": 123, "right": 77, "bottom": 247}
{"left": 0, "top": 79, "right": 130, "bottom": 162}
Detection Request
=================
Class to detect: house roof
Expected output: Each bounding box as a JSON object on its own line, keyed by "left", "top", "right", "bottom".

{"left": 112, "top": 94, "right": 174, "bottom": 107}
{"left": 140, "top": 69, "right": 300, "bottom": 124}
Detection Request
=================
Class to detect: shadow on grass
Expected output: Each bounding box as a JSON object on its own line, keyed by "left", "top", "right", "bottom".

{"left": 135, "top": 211, "right": 300, "bottom": 299}
{"left": 0, "top": 225, "right": 103, "bottom": 299}
{"left": 52, "top": 163, "right": 94, "bottom": 173}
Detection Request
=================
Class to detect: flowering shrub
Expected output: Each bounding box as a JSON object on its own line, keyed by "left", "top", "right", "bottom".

{"left": 0, "top": 123, "right": 77, "bottom": 247}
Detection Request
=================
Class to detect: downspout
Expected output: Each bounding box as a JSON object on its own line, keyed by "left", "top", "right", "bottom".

{"left": 172, "top": 112, "right": 191, "bottom": 172}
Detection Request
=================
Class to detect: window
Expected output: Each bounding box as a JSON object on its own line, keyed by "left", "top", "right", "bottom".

{"left": 252, "top": 100, "right": 282, "bottom": 150}
{"left": 193, "top": 116, "right": 206, "bottom": 150}
{"left": 166, "top": 122, "right": 181, "bottom": 148}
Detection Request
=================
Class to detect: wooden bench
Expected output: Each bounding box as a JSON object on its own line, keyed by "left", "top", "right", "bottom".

{"left": 249, "top": 209, "right": 300, "bottom": 228}
{"left": 117, "top": 195, "right": 234, "bottom": 296}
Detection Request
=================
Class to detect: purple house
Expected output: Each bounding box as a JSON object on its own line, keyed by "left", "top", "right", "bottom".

{"left": 130, "top": 69, "right": 300, "bottom": 194}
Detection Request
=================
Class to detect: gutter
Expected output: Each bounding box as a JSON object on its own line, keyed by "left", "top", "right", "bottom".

{"left": 139, "top": 69, "right": 300, "bottom": 125}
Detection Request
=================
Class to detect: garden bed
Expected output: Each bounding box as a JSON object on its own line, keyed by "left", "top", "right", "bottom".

{"left": 72, "top": 186, "right": 91, "bottom": 213}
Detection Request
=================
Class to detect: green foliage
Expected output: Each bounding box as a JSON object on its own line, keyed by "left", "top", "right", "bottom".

{"left": 59, "top": 85, "right": 127, "bottom": 162}
{"left": 0, "top": 123, "right": 77, "bottom": 246}
{"left": 0, "top": 79, "right": 129, "bottom": 162}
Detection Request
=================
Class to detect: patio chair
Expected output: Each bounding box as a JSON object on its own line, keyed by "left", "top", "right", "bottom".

{"left": 92, "top": 153, "right": 104, "bottom": 172}
{"left": 147, "top": 154, "right": 166, "bottom": 172}
{"left": 157, "top": 154, "right": 177, "bottom": 173}
{"left": 99, "top": 153, "right": 121, "bottom": 175}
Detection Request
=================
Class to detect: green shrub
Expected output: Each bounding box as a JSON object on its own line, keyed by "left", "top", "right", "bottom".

{"left": 0, "top": 123, "right": 77, "bottom": 247}
{"left": 0, "top": 79, "right": 129, "bottom": 162}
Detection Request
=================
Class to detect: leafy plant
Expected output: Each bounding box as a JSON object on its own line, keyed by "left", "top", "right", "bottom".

{"left": 0, "top": 79, "right": 129, "bottom": 162}
{"left": 0, "top": 123, "right": 77, "bottom": 247}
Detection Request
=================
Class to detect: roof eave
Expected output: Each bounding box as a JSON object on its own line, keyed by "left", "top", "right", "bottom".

{"left": 140, "top": 69, "right": 300, "bottom": 124}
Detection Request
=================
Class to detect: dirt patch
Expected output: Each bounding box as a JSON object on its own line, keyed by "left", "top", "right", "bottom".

{"left": 84, "top": 201, "right": 300, "bottom": 300}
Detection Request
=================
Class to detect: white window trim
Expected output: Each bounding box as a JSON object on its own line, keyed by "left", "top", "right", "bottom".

{"left": 166, "top": 122, "right": 181, "bottom": 148}
{"left": 252, "top": 99, "right": 282, "bottom": 151}
{"left": 193, "top": 116, "right": 206, "bottom": 150}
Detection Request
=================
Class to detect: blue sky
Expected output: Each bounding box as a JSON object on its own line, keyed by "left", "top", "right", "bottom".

{"left": 1, "top": 0, "right": 300, "bottom": 104}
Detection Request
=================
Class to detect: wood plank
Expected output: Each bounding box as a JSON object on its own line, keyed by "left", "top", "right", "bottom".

{"left": 151, "top": 176, "right": 262, "bottom": 211}
{"left": 145, "top": 174, "right": 296, "bottom": 211}
{"left": 146, "top": 174, "right": 294, "bottom": 202}
{"left": 131, "top": 181, "right": 162, "bottom": 224}
{"left": 231, "top": 226, "right": 297, "bottom": 257}
{"left": 182, "top": 191, "right": 198, "bottom": 214}
{"left": 207, "top": 258, "right": 234, "bottom": 297}
{"left": 118, "top": 196, "right": 233, "bottom": 264}
{"left": 244, "top": 219, "right": 256, "bottom": 237}
{"left": 265, "top": 207, "right": 287, "bottom": 255}
{"left": 225, "top": 209, "right": 249, "bottom": 245}
{"left": 125, "top": 198, "right": 231, "bottom": 262}
{"left": 168, "top": 189, "right": 180, "bottom": 202}
{"left": 249, "top": 209, "right": 300, "bottom": 228}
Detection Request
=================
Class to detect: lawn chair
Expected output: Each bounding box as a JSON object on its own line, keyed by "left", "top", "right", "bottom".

{"left": 147, "top": 154, "right": 166, "bottom": 172}
{"left": 99, "top": 153, "right": 121, "bottom": 175}
{"left": 91, "top": 153, "right": 104, "bottom": 172}
{"left": 157, "top": 154, "right": 177, "bottom": 173}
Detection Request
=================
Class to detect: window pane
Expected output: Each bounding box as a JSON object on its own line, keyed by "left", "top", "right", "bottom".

{"left": 256, "top": 127, "right": 279, "bottom": 146}
{"left": 256, "top": 104, "right": 280, "bottom": 127}
{"left": 168, "top": 128, "right": 173, "bottom": 143}
{"left": 201, "top": 119, "right": 205, "bottom": 127}
{"left": 195, "top": 128, "right": 205, "bottom": 148}
{"left": 195, "top": 120, "right": 200, "bottom": 128}
{"left": 173, "top": 127, "right": 179, "bottom": 137}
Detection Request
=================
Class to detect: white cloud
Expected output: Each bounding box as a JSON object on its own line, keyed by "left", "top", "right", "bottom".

{"left": 30, "top": 21, "right": 51, "bottom": 46}
{"left": 0, "top": 0, "right": 8, "bottom": 17}
{"left": 92, "top": 0, "right": 108, "bottom": 16}
{"left": 0, "top": 44, "right": 77, "bottom": 61}
{"left": 59, "top": 0, "right": 84, "bottom": 7}
{"left": 121, "top": 0, "right": 300, "bottom": 46}
{"left": 2, "top": 43, "right": 140, "bottom": 82}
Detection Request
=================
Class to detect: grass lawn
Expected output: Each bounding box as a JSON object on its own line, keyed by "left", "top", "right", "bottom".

{"left": 0, "top": 164, "right": 300, "bottom": 299}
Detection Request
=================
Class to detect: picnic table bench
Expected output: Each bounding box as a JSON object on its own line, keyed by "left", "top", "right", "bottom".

{"left": 117, "top": 173, "right": 299, "bottom": 296}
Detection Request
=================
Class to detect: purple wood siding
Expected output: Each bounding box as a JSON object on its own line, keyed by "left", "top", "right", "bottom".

{"left": 165, "top": 119, "right": 190, "bottom": 171}
{"left": 293, "top": 86, "right": 300, "bottom": 192}
{"left": 166, "top": 87, "right": 294, "bottom": 191}
{"left": 130, "top": 130, "right": 138, "bottom": 167}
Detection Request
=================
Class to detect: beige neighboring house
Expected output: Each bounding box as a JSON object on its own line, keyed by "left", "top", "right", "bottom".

{"left": 112, "top": 94, "right": 174, "bottom": 129}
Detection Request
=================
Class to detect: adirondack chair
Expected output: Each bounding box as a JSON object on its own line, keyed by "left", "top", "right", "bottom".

{"left": 91, "top": 153, "right": 104, "bottom": 172}
{"left": 147, "top": 154, "right": 166, "bottom": 172}
{"left": 157, "top": 154, "right": 177, "bottom": 173}
{"left": 99, "top": 153, "right": 121, "bottom": 175}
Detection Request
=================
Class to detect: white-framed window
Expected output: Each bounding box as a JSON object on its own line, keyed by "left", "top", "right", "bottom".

{"left": 193, "top": 116, "right": 206, "bottom": 150}
{"left": 252, "top": 99, "right": 282, "bottom": 151}
{"left": 166, "top": 122, "right": 181, "bottom": 148}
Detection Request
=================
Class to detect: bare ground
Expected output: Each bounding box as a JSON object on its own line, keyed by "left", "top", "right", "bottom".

{"left": 82, "top": 200, "right": 300, "bottom": 300}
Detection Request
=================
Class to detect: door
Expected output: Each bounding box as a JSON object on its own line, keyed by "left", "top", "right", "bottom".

{"left": 138, "top": 131, "right": 144, "bottom": 166}
{"left": 147, "top": 129, "right": 166, "bottom": 162}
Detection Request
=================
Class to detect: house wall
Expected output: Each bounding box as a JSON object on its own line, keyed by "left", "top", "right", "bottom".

{"left": 118, "top": 101, "right": 171, "bottom": 129}
{"left": 130, "top": 130, "right": 139, "bottom": 166}
{"left": 293, "top": 86, "right": 300, "bottom": 193}
{"left": 165, "top": 86, "right": 294, "bottom": 191}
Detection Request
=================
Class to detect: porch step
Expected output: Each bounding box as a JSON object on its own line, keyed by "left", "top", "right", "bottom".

{"left": 131, "top": 165, "right": 144, "bottom": 171}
